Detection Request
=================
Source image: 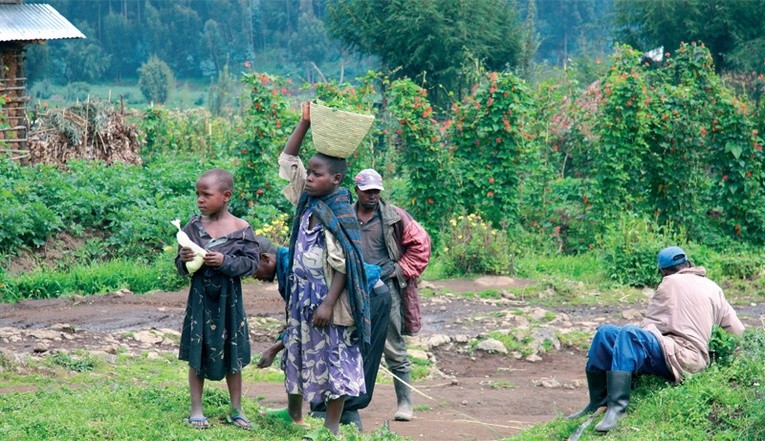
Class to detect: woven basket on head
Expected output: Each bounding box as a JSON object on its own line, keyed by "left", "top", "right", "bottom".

{"left": 310, "top": 101, "right": 375, "bottom": 159}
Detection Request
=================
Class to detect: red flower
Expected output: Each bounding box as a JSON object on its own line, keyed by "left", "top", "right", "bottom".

{"left": 427, "top": 198, "right": 434, "bottom": 204}
{"left": 256, "top": 189, "right": 264, "bottom": 195}
{"left": 700, "top": 127, "right": 707, "bottom": 136}
{"left": 244, "top": 60, "right": 251, "bottom": 68}
{"left": 553, "top": 145, "right": 559, "bottom": 151}
{"left": 723, "top": 175, "right": 729, "bottom": 181}
{"left": 487, "top": 191, "right": 494, "bottom": 197}
{"left": 488, "top": 177, "right": 495, "bottom": 184}
{"left": 241, "top": 149, "right": 247, "bottom": 154}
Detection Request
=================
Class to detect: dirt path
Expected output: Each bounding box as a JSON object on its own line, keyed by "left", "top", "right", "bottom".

{"left": 1, "top": 277, "right": 762, "bottom": 440}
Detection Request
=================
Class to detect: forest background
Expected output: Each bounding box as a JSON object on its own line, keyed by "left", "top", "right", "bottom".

{"left": 2, "top": 1, "right": 765, "bottom": 439}
{"left": 3, "top": 0, "right": 765, "bottom": 299}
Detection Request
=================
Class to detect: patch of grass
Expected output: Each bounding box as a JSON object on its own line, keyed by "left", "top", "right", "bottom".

{"left": 485, "top": 379, "right": 516, "bottom": 390}
{"left": 475, "top": 331, "right": 533, "bottom": 356}
{"left": 410, "top": 356, "right": 432, "bottom": 382}
{"left": 0, "top": 353, "right": 406, "bottom": 440}
{"left": 2, "top": 253, "right": 187, "bottom": 303}
{"left": 557, "top": 330, "right": 594, "bottom": 351}
{"left": 508, "top": 328, "right": 765, "bottom": 440}
{"left": 413, "top": 404, "right": 432, "bottom": 412}
{"left": 515, "top": 252, "right": 605, "bottom": 285}
{"left": 49, "top": 352, "right": 99, "bottom": 373}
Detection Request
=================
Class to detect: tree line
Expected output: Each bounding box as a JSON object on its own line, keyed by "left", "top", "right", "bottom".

{"left": 23, "top": 0, "right": 765, "bottom": 108}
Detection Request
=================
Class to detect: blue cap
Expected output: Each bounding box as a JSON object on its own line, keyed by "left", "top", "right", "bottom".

{"left": 657, "top": 246, "right": 687, "bottom": 270}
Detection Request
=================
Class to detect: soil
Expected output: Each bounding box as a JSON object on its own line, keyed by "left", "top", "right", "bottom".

{"left": 1, "top": 277, "right": 762, "bottom": 441}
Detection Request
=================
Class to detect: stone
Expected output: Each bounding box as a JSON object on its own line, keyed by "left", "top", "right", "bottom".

{"left": 500, "top": 290, "right": 517, "bottom": 300}
{"left": 146, "top": 351, "right": 164, "bottom": 361}
{"left": 622, "top": 309, "right": 644, "bottom": 320}
{"left": 50, "top": 323, "right": 76, "bottom": 333}
{"left": 420, "top": 281, "right": 437, "bottom": 290}
{"left": 537, "top": 378, "right": 561, "bottom": 388}
{"left": 33, "top": 342, "right": 50, "bottom": 353}
{"left": 476, "top": 338, "right": 508, "bottom": 354}
{"left": 425, "top": 334, "right": 451, "bottom": 350}
{"left": 408, "top": 349, "right": 429, "bottom": 361}
{"left": 525, "top": 354, "right": 543, "bottom": 363}
{"left": 530, "top": 327, "right": 561, "bottom": 352}
{"left": 132, "top": 330, "right": 163, "bottom": 345}
{"left": 454, "top": 335, "right": 470, "bottom": 343}
{"left": 28, "top": 330, "right": 62, "bottom": 341}
{"left": 527, "top": 307, "right": 549, "bottom": 321}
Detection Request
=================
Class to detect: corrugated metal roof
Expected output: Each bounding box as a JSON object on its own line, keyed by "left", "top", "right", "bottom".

{"left": 0, "top": 3, "right": 85, "bottom": 42}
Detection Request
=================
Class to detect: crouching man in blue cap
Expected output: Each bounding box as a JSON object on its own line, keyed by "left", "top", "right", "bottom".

{"left": 570, "top": 246, "right": 745, "bottom": 432}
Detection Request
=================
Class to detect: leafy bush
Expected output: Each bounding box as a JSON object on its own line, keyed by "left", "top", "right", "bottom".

{"left": 600, "top": 215, "right": 684, "bottom": 287}
{"left": 250, "top": 212, "right": 290, "bottom": 247}
{"left": 708, "top": 325, "right": 740, "bottom": 365}
{"left": 138, "top": 55, "right": 175, "bottom": 104}
{"left": 65, "top": 81, "right": 91, "bottom": 101}
{"left": 441, "top": 214, "right": 514, "bottom": 276}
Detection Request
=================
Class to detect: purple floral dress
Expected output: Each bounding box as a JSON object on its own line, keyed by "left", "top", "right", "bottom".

{"left": 283, "top": 208, "right": 365, "bottom": 403}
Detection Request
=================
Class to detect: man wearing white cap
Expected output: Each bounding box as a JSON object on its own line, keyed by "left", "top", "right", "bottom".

{"left": 570, "top": 246, "right": 745, "bottom": 432}
{"left": 353, "top": 168, "right": 431, "bottom": 422}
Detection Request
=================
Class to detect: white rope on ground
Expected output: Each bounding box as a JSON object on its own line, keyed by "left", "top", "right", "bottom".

{"left": 378, "top": 364, "right": 531, "bottom": 435}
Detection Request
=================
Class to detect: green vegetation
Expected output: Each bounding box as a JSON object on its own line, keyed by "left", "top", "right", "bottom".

{"left": 507, "top": 329, "right": 765, "bottom": 440}
{"left": 0, "top": 354, "right": 403, "bottom": 440}
{"left": 138, "top": 56, "right": 175, "bottom": 105}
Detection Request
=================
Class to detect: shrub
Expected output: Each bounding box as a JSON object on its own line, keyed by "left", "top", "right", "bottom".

{"left": 600, "top": 215, "right": 685, "bottom": 287}
{"left": 441, "top": 213, "right": 514, "bottom": 276}
{"left": 65, "top": 82, "right": 91, "bottom": 101}
{"left": 138, "top": 56, "right": 175, "bottom": 104}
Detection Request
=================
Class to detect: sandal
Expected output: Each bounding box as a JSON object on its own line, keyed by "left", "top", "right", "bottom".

{"left": 228, "top": 413, "right": 252, "bottom": 430}
{"left": 183, "top": 416, "right": 210, "bottom": 429}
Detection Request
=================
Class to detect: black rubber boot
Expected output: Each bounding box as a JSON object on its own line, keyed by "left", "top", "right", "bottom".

{"left": 392, "top": 370, "right": 413, "bottom": 421}
{"left": 568, "top": 370, "right": 608, "bottom": 419}
{"left": 340, "top": 410, "right": 362, "bottom": 431}
{"left": 594, "top": 371, "right": 632, "bottom": 432}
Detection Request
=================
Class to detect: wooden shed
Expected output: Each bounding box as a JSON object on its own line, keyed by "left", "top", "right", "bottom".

{"left": 0, "top": 0, "right": 84, "bottom": 160}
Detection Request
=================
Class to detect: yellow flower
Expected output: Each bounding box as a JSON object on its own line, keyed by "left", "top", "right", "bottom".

{"left": 457, "top": 234, "right": 463, "bottom": 240}
{"left": 443, "top": 247, "right": 449, "bottom": 253}
{"left": 450, "top": 219, "right": 457, "bottom": 226}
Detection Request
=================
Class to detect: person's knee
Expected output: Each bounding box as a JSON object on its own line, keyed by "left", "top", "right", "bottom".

{"left": 597, "top": 324, "right": 621, "bottom": 336}
{"left": 618, "top": 325, "right": 644, "bottom": 343}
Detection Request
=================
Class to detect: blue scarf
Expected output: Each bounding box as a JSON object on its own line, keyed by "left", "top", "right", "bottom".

{"left": 286, "top": 187, "right": 371, "bottom": 347}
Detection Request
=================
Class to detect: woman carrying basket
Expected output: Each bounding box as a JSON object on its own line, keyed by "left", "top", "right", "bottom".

{"left": 276, "top": 102, "right": 372, "bottom": 436}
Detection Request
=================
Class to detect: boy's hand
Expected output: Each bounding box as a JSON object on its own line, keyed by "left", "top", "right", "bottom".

{"left": 179, "top": 247, "right": 196, "bottom": 262}
{"left": 312, "top": 302, "right": 333, "bottom": 327}
{"left": 257, "top": 347, "right": 276, "bottom": 368}
{"left": 301, "top": 101, "right": 311, "bottom": 122}
{"left": 203, "top": 251, "right": 225, "bottom": 267}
